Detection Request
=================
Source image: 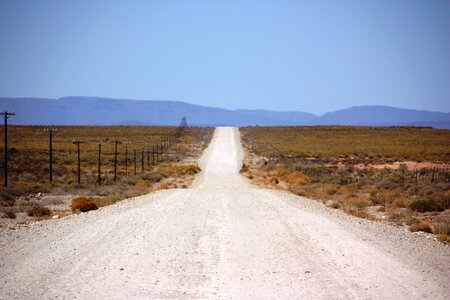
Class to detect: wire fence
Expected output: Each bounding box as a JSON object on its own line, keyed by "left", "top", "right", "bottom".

{"left": 0, "top": 118, "right": 189, "bottom": 187}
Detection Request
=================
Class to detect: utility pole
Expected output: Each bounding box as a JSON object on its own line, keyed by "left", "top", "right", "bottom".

{"left": 72, "top": 141, "right": 84, "bottom": 185}
{"left": 44, "top": 128, "right": 58, "bottom": 184}
{"left": 98, "top": 143, "right": 102, "bottom": 185}
{"left": 1, "top": 110, "right": 15, "bottom": 187}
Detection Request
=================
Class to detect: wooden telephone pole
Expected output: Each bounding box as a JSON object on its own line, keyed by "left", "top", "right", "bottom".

{"left": 1, "top": 111, "right": 15, "bottom": 187}
{"left": 44, "top": 128, "right": 58, "bottom": 184}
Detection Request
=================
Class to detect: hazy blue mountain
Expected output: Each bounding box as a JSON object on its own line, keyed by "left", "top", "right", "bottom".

{"left": 0, "top": 97, "right": 449, "bottom": 128}
{"left": 0, "top": 97, "right": 308, "bottom": 126}
{"left": 235, "top": 109, "right": 317, "bottom": 124}
{"left": 310, "top": 105, "right": 450, "bottom": 128}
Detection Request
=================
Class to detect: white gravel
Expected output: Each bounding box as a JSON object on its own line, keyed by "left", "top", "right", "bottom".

{"left": 0, "top": 127, "right": 449, "bottom": 299}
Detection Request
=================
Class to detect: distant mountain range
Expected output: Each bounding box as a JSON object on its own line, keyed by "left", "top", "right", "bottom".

{"left": 0, "top": 96, "right": 449, "bottom": 128}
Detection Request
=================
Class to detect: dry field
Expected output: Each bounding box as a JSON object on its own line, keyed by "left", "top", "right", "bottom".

{"left": 240, "top": 126, "right": 450, "bottom": 243}
{"left": 0, "top": 125, "right": 213, "bottom": 226}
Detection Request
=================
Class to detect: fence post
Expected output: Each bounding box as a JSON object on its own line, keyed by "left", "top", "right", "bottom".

{"left": 44, "top": 128, "right": 58, "bottom": 184}
{"left": 152, "top": 145, "right": 155, "bottom": 165}
{"left": 141, "top": 148, "right": 144, "bottom": 173}
{"left": 164, "top": 133, "right": 167, "bottom": 150}
{"left": 73, "top": 141, "right": 84, "bottom": 184}
{"left": 125, "top": 144, "right": 128, "bottom": 177}
{"left": 114, "top": 140, "right": 119, "bottom": 182}
{"left": 134, "top": 149, "right": 137, "bottom": 175}
{"left": 98, "top": 143, "right": 102, "bottom": 185}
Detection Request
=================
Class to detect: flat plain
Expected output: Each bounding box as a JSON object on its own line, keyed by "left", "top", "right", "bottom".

{"left": 241, "top": 126, "right": 450, "bottom": 242}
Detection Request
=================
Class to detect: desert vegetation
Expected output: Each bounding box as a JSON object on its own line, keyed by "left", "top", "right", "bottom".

{"left": 240, "top": 126, "right": 450, "bottom": 242}
{"left": 0, "top": 125, "right": 213, "bottom": 225}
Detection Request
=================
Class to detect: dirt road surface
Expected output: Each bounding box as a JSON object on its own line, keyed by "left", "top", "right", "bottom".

{"left": 1, "top": 127, "right": 449, "bottom": 299}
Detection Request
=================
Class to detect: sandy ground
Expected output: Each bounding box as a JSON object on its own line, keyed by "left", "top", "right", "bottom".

{"left": 0, "top": 127, "right": 449, "bottom": 299}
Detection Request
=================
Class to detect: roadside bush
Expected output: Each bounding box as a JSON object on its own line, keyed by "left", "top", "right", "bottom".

{"left": 375, "top": 171, "right": 405, "bottom": 189}
{"left": 371, "top": 190, "right": 397, "bottom": 205}
{"left": 2, "top": 208, "right": 16, "bottom": 219}
{"left": 344, "top": 198, "right": 372, "bottom": 209}
{"left": 409, "top": 199, "right": 446, "bottom": 212}
{"left": 437, "top": 235, "right": 450, "bottom": 244}
{"left": 18, "top": 172, "right": 39, "bottom": 183}
{"left": 326, "top": 200, "right": 340, "bottom": 209}
{"left": 301, "top": 166, "right": 333, "bottom": 183}
{"left": 405, "top": 216, "right": 420, "bottom": 226}
{"left": 326, "top": 187, "right": 338, "bottom": 196}
{"left": 432, "top": 223, "right": 450, "bottom": 235}
{"left": 346, "top": 208, "right": 372, "bottom": 219}
{"left": 144, "top": 172, "right": 167, "bottom": 183}
{"left": 179, "top": 165, "right": 201, "bottom": 175}
{"left": 392, "top": 197, "right": 413, "bottom": 208}
{"left": 27, "top": 205, "right": 51, "bottom": 217}
{"left": 71, "top": 197, "right": 98, "bottom": 213}
{"left": 409, "top": 223, "right": 432, "bottom": 233}
{"left": 285, "top": 172, "right": 310, "bottom": 185}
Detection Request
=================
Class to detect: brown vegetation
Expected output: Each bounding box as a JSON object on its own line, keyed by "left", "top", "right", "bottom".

{"left": 27, "top": 205, "right": 51, "bottom": 218}
{"left": 71, "top": 197, "right": 98, "bottom": 213}
{"left": 241, "top": 126, "right": 450, "bottom": 243}
{"left": 409, "top": 223, "right": 432, "bottom": 233}
{"left": 0, "top": 126, "right": 213, "bottom": 226}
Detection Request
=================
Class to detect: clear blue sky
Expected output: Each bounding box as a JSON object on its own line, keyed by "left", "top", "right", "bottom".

{"left": 1, "top": 0, "right": 449, "bottom": 115}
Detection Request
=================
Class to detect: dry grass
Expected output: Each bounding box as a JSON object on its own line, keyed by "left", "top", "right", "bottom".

{"left": 2, "top": 207, "right": 16, "bottom": 219}
{"left": 410, "top": 223, "right": 432, "bottom": 233}
{"left": 0, "top": 126, "right": 212, "bottom": 187}
{"left": 432, "top": 222, "right": 450, "bottom": 235}
{"left": 436, "top": 235, "right": 450, "bottom": 243}
{"left": 346, "top": 208, "right": 373, "bottom": 220}
{"left": 0, "top": 126, "right": 214, "bottom": 225}
{"left": 325, "top": 200, "right": 340, "bottom": 209}
{"left": 392, "top": 197, "right": 413, "bottom": 208}
{"left": 241, "top": 126, "right": 450, "bottom": 163}
{"left": 241, "top": 125, "right": 450, "bottom": 242}
{"left": 71, "top": 197, "right": 98, "bottom": 213}
{"left": 27, "top": 205, "right": 51, "bottom": 218}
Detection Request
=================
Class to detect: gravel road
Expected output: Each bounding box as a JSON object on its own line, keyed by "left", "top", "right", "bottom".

{"left": 1, "top": 127, "right": 449, "bottom": 299}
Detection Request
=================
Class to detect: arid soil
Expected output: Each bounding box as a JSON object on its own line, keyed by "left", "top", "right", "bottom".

{"left": 0, "top": 127, "right": 449, "bottom": 299}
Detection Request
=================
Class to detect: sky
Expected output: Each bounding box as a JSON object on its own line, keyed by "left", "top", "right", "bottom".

{"left": 0, "top": 0, "right": 449, "bottom": 115}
